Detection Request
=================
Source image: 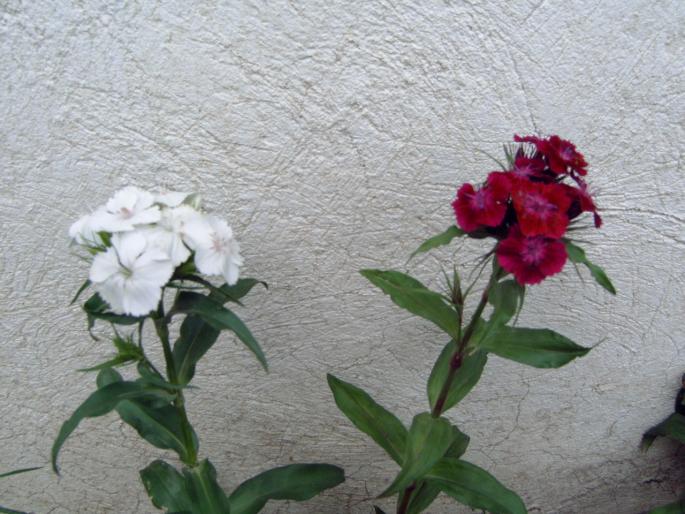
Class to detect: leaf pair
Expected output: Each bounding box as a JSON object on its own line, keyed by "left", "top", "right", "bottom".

{"left": 172, "top": 279, "right": 268, "bottom": 384}
{"left": 141, "top": 459, "right": 344, "bottom": 514}
{"left": 51, "top": 370, "right": 185, "bottom": 473}
{"left": 328, "top": 375, "right": 526, "bottom": 513}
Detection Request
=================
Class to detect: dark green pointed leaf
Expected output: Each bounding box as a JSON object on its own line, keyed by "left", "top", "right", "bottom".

{"left": 78, "top": 354, "right": 138, "bottom": 373}
{"left": 427, "top": 458, "right": 526, "bottom": 514}
{"left": 0, "top": 506, "right": 29, "bottom": 514}
{"left": 360, "top": 270, "right": 460, "bottom": 340}
{"left": 0, "top": 467, "right": 40, "bottom": 479}
{"left": 173, "top": 314, "right": 221, "bottom": 385}
{"left": 406, "top": 481, "right": 441, "bottom": 514}
{"left": 648, "top": 499, "right": 685, "bottom": 514}
{"left": 97, "top": 369, "right": 197, "bottom": 462}
{"left": 489, "top": 279, "right": 525, "bottom": 326}
{"left": 642, "top": 413, "right": 685, "bottom": 451}
{"left": 228, "top": 463, "right": 344, "bottom": 514}
{"left": 52, "top": 373, "right": 171, "bottom": 473}
{"left": 409, "top": 226, "right": 465, "bottom": 260}
{"left": 172, "top": 292, "right": 267, "bottom": 371}
{"left": 427, "top": 341, "right": 488, "bottom": 413}
{"left": 480, "top": 326, "right": 589, "bottom": 368}
{"left": 445, "top": 425, "right": 470, "bottom": 458}
{"left": 140, "top": 460, "right": 194, "bottom": 513}
{"left": 373, "top": 507, "right": 388, "bottom": 514}
{"left": 212, "top": 278, "right": 268, "bottom": 304}
{"left": 380, "top": 413, "right": 454, "bottom": 497}
{"left": 565, "top": 241, "right": 616, "bottom": 295}
{"left": 327, "top": 374, "right": 407, "bottom": 465}
{"left": 70, "top": 279, "right": 91, "bottom": 305}
{"left": 84, "top": 293, "right": 143, "bottom": 328}
{"left": 182, "top": 459, "right": 232, "bottom": 514}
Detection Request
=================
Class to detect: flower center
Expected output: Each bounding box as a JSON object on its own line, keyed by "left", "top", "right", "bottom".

{"left": 120, "top": 207, "right": 134, "bottom": 219}
{"left": 211, "top": 233, "right": 230, "bottom": 254}
{"left": 521, "top": 237, "right": 546, "bottom": 265}
{"left": 472, "top": 189, "right": 488, "bottom": 210}
{"left": 523, "top": 192, "right": 555, "bottom": 217}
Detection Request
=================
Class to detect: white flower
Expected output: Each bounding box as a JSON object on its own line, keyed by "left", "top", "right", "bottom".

{"left": 89, "top": 231, "right": 174, "bottom": 316}
{"left": 186, "top": 215, "right": 243, "bottom": 285}
{"left": 139, "top": 205, "right": 204, "bottom": 266}
{"left": 68, "top": 213, "right": 102, "bottom": 246}
{"left": 90, "top": 186, "right": 161, "bottom": 233}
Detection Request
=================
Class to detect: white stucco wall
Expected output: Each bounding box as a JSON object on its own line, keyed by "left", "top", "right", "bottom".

{"left": 1, "top": 1, "right": 684, "bottom": 513}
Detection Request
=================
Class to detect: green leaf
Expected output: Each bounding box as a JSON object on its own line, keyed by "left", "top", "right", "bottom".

{"left": 427, "top": 341, "right": 488, "bottom": 413}
{"left": 327, "top": 374, "right": 407, "bottom": 465}
{"left": 51, "top": 373, "right": 171, "bottom": 473}
{"left": 212, "top": 278, "right": 268, "bottom": 304}
{"left": 480, "top": 326, "right": 590, "bottom": 368}
{"left": 642, "top": 413, "right": 685, "bottom": 451}
{"left": 427, "top": 458, "right": 527, "bottom": 514}
{"left": 374, "top": 507, "right": 388, "bottom": 514}
{"left": 70, "top": 279, "right": 91, "bottom": 305}
{"left": 445, "top": 425, "right": 470, "bottom": 458}
{"left": 409, "top": 226, "right": 465, "bottom": 260}
{"left": 380, "top": 413, "right": 454, "bottom": 497}
{"left": 488, "top": 279, "right": 525, "bottom": 326}
{"left": 83, "top": 293, "right": 143, "bottom": 329}
{"left": 0, "top": 467, "right": 41, "bottom": 479}
{"left": 173, "top": 315, "right": 221, "bottom": 386}
{"left": 97, "top": 369, "right": 198, "bottom": 462}
{"left": 565, "top": 241, "right": 616, "bottom": 295}
{"left": 172, "top": 292, "right": 267, "bottom": 371}
{"left": 406, "top": 481, "right": 441, "bottom": 514}
{"left": 648, "top": 499, "right": 685, "bottom": 514}
{"left": 140, "top": 460, "right": 194, "bottom": 513}
{"left": 228, "top": 463, "right": 344, "bottom": 514}
{"left": 182, "top": 459, "right": 232, "bottom": 514}
{"left": 0, "top": 506, "right": 29, "bottom": 514}
{"left": 360, "top": 270, "right": 460, "bottom": 340}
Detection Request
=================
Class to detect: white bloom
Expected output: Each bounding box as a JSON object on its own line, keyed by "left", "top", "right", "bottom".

{"left": 90, "top": 186, "right": 161, "bottom": 233}
{"left": 68, "top": 213, "right": 102, "bottom": 246}
{"left": 154, "top": 190, "right": 191, "bottom": 208}
{"left": 89, "top": 231, "right": 174, "bottom": 316}
{"left": 186, "top": 215, "right": 243, "bottom": 285}
{"left": 140, "top": 205, "right": 204, "bottom": 266}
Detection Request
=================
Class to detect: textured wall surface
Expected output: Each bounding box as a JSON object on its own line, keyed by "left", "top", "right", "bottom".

{"left": 1, "top": 1, "right": 684, "bottom": 513}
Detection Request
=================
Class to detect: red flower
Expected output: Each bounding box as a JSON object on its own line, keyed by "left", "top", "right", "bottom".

{"left": 510, "top": 153, "right": 546, "bottom": 181}
{"left": 514, "top": 134, "right": 588, "bottom": 176}
{"left": 452, "top": 172, "right": 511, "bottom": 232}
{"left": 562, "top": 182, "right": 602, "bottom": 228}
{"left": 496, "top": 226, "right": 567, "bottom": 285}
{"left": 512, "top": 180, "right": 572, "bottom": 238}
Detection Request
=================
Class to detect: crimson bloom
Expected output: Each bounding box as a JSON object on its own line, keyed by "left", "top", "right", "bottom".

{"left": 510, "top": 153, "right": 546, "bottom": 181}
{"left": 512, "top": 180, "right": 571, "bottom": 238}
{"left": 562, "top": 182, "right": 602, "bottom": 228}
{"left": 452, "top": 172, "right": 511, "bottom": 232}
{"left": 496, "top": 226, "right": 567, "bottom": 285}
{"left": 514, "top": 134, "right": 588, "bottom": 176}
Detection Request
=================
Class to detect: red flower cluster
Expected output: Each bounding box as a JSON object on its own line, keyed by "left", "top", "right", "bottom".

{"left": 452, "top": 134, "right": 601, "bottom": 285}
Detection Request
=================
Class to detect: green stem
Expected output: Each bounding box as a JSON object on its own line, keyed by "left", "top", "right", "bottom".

{"left": 153, "top": 302, "right": 198, "bottom": 467}
{"left": 431, "top": 268, "right": 498, "bottom": 418}
{"left": 396, "top": 482, "right": 416, "bottom": 514}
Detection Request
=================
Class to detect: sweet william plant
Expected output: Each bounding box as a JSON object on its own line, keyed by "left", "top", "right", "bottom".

{"left": 56, "top": 186, "right": 344, "bottom": 513}
{"left": 328, "top": 134, "right": 615, "bottom": 514}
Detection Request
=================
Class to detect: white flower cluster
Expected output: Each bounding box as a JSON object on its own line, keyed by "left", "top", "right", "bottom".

{"left": 69, "top": 186, "right": 243, "bottom": 316}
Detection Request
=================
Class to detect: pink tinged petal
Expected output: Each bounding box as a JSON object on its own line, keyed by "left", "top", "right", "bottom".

{"left": 194, "top": 246, "right": 226, "bottom": 276}
{"left": 106, "top": 186, "right": 141, "bottom": 213}
{"left": 89, "top": 249, "right": 122, "bottom": 283}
